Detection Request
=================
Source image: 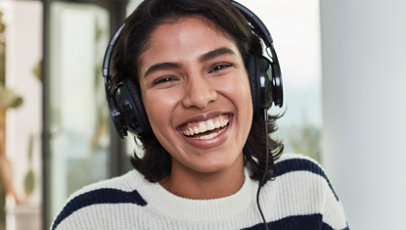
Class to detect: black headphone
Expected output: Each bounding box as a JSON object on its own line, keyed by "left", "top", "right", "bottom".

{"left": 102, "top": 0, "right": 284, "bottom": 138}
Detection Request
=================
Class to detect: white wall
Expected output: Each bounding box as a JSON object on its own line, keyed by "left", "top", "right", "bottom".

{"left": 320, "top": 0, "right": 406, "bottom": 229}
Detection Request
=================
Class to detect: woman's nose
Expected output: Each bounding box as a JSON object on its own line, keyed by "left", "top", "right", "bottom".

{"left": 182, "top": 75, "right": 217, "bottom": 109}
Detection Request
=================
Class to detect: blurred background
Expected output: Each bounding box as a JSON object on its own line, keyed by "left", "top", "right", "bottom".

{"left": 0, "top": 0, "right": 405, "bottom": 229}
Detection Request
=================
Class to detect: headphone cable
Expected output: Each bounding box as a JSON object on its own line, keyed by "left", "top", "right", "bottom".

{"left": 256, "top": 108, "right": 270, "bottom": 230}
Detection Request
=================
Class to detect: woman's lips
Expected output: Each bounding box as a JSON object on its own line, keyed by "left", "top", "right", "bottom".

{"left": 177, "top": 113, "right": 233, "bottom": 148}
{"left": 180, "top": 114, "right": 230, "bottom": 137}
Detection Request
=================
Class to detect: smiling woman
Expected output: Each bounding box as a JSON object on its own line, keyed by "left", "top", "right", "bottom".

{"left": 51, "top": 0, "right": 349, "bottom": 229}
{"left": 138, "top": 17, "right": 253, "bottom": 198}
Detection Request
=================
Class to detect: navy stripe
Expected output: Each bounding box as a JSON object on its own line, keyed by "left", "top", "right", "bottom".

{"left": 274, "top": 158, "right": 339, "bottom": 201}
{"left": 242, "top": 214, "right": 349, "bottom": 230}
{"left": 51, "top": 188, "right": 146, "bottom": 230}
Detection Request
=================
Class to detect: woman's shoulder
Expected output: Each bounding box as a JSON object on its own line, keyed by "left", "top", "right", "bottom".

{"left": 51, "top": 170, "right": 147, "bottom": 230}
{"left": 63, "top": 170, "right": 145, "bottom": 203}
{"left": 275, "top": 152, "right": 320, "bottom": 163}
{"left": 273, "top": 153, "right": 340, "bottom": 200}
{"left": 75, "top": 170, "right": 141, "bottom": 191}
{"left": 274, "top": 153, "right": 327, "bottom": 177}
{"left": 264, "top": 153, "right": 349, "bottom": 230}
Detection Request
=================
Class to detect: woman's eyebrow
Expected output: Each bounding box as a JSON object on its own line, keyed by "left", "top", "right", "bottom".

{"left": 199, "top": 47, "right": 236, "bottom": 62}
{"left": 144, "top": 62, "right": 180, "bottom": 79}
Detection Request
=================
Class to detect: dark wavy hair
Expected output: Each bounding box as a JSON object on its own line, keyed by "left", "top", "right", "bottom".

{"left": 112, "top": 0, "right": 284, "bottom": 182}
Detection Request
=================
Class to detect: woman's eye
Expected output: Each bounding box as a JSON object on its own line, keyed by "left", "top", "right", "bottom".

{"left": 209, "top": 63, "right": 233, "bottom": 73}
{"left": 153, "top": 76, "right": 176, "bottom": 85}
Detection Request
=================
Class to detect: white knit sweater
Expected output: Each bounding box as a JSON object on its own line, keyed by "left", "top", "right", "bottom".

{"left": 51, "top": 153, "right": 349, "bottom": 230}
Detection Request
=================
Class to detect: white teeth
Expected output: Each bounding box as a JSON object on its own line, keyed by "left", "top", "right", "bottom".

{"left": 198, "top": 122, "right": 208, "bottom": 133}
{"left": 193, "top": 126, "right": 199, "bottom": 135}
{"left": 190, "top": 126, "right": 227, "bottom": 140}
{"left": 182, "top": 115, "right": 229, "bottom": 137}
{"left": 207, "top": 120, "right": 215, "bottom": 130}
{"left": 185, "top": 129, "right": 191, "bottom": 136}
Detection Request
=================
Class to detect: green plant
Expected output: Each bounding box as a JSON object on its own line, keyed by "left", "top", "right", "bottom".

{"left": 21, "top": 60, "right": 42, "bottom": 200}
{"left": 24, "top": 134, "right": 35, "bottom": 198}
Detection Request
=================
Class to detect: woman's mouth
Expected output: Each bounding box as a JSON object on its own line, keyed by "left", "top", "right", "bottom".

{"left": 179, "top": 114, "right": 230, "bottom": 140}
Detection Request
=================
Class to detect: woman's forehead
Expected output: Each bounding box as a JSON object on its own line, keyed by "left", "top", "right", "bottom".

{"left": 138, "top": 16, "right": 240, "bottom": 71}
{"left": 144, "top": 15, "right": 234, "bottom": 52}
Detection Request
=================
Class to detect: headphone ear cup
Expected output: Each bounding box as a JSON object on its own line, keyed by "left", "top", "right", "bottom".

{"left": 247, "top": 55, "right": 273, "bottom": 110}
{"left": 247, "top": 55, "right": 259, "bottom": 111}
{"left": 114, "top": 78, "right": 150, "bottom": 136}
{"left": 105, "top": 85, "right": 128, "bottom": 138}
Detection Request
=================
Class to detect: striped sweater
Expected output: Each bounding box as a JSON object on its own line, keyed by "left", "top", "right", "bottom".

{"left": 51, "top": 153, "right": 349, "bottom": 229}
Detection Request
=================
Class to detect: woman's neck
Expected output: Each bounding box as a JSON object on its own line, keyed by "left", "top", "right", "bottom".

{"left": 160, "top": 156, "right": 245, "bottom": 199}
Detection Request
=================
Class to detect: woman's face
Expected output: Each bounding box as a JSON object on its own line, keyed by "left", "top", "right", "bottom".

{"left": 138, "top": 16, "right": 253, "bottom": 178}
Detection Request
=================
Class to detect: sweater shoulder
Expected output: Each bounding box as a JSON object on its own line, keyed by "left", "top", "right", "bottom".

{"left": 268, "top": 154, "right": 349, "bottom": 229}
{"left": 274, "top": 153, "right": 325, "bottom": 175}
{"left": 273, "top": 153, "right": 339, "bottom": 200}
{"left": 51, "top": 170, "right": 147, "bottom": 230}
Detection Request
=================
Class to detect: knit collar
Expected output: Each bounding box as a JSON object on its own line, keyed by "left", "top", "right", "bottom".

{"left": 133, "top": 169, "right": 258, "bottom": 222}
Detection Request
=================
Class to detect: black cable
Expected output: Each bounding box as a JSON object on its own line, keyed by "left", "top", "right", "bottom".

{"left": 256, "top": 108, "right": 270, "bottom": 230}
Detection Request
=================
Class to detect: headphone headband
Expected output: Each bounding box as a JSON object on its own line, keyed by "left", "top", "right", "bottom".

{"left": 103, "top": 23, "right": 126, "bottom": 80}
{"left": 102, "top": 1, "right": 277, "bottom": 79}
{"left": 231, "top": 1, "right": 273, "bottom": 46}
